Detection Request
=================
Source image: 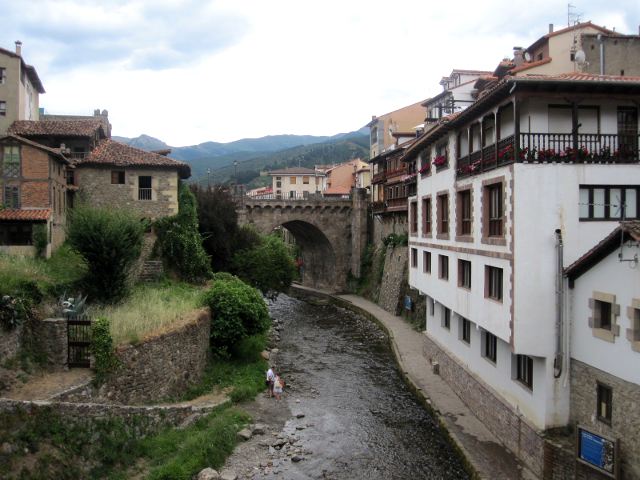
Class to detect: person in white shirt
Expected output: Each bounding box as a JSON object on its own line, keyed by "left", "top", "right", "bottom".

{"left": 266, "top": 366, "right": 275, "bottom": 397}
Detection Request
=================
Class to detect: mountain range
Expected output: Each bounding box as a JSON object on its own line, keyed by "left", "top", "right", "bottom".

{"left": 114, "top": 128, "right": 370, "bottom": 185}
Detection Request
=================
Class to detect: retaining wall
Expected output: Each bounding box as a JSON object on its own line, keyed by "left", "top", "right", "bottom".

{"left": 0, "top": 324, "right": 22, "bottom": 361}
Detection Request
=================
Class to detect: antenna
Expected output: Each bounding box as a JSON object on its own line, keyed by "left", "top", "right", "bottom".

{"left": 567, "top": 3, "right": 582, "bottom": 26}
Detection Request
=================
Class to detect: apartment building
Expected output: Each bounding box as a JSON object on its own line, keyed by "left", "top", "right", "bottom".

{"left": 367, "top": 100, "right": 426, "bottom": 159}
{"left": 406, "top": 73, "right": 639, "bottom": 478}
{"left": 267, "top": 167, "right": 326, "bottom": 199}
{"left": 0, "top": 42, "right": 44, "bottom": 135}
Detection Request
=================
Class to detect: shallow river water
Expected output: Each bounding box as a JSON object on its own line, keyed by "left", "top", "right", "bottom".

{"left": 268, "top": 294, "right": 470, "bottom": 479}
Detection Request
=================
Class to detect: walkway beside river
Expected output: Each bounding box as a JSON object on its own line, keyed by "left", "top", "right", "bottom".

{"left": 293, "top": 285, "right": 538, "bottom": 480}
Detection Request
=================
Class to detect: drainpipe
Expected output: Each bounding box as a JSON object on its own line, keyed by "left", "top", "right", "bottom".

{"left": 554, "top": 229, "right": 564, "bottom": 378}
{"left": 597, "top": 34, "right": 605, "bottom": 75}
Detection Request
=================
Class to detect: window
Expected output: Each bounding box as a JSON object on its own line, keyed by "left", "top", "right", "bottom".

{"left": 0, "top": 68, "right": 6, "bottom": 84}
{"left": 486, "top": 266, "right": 503, "bottom": 301}
{"left": 138, "top": 176, "right": 152, "bottom": 200}
{"left": 486, "top": 183, "right": 503, "bottom": 236}
{"left": 437, "top": 193, "right": 449, "bottom": 236}
{"left": 429, "top": 297, "right": 435, "bottom": 316}
{"left": 3, "top": 185, "right": 19, "bottom": 208}
{"left": 579, "top": 186, "right": 639, "bottom": 220}
{"left": 483, "top": 331, "right": 497, "bottom": 363}
{"left": 627, "top": 301, "right": 640, "bottom": 352}
{"left": 303, "top": 176, "right": 309, "bottom": 184}
{"left": 289, "top": 191, "right": 295, "bottom": 199}
{"left": 438, "top": 255, "right": 449, "bottom": 280}
{"left": 2, "top": 145, "right": 20, "bottom": 177}
{"left": 276, "top": 177, "right": 282, "bottom": 188}
{"left": 516, "top": 354, "right": 534, "bottom": 389}
{"left": 460, "top": 317, "right": 471, "bottom": 344}
{"left": 0, "top": 101, "right": 6, "bottom": 116}
{"left": 290, "top": 176, "right": 297, "bottom": 185}
{"left": 111, "top": 170, "right": 125, "bottom": 184}
{"left": 0, "top": 222, "right": 32, "bottom": 246}
{"left": 458, "top": 260, "right": 471, "bottom": 289}
{"left": 596, "top": 383, "right": 612, "bottom": 423}
{"left": 423, "top": 197, "right": 432, "bottom": 235}
{"left": 423, "top": 251, "right": 431, "bottom": 274}
{"left": 442, "top": 306, "right": 451, "bottom": 330}
{"left": 410, "top": 201, "right": 417, "bottom": 234}
{"left": 458, "top": 190, "right": 472, "bottom": 236}
{"left": 411, "top": 248, "right": 418, "bottom": 268}
{"left": 594, "top": 300, "right": 612, "bottom": 330}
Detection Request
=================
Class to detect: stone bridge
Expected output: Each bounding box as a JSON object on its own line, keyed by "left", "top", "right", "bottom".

{"left": 237, "top": 189, "right": 368, "bottom": 292}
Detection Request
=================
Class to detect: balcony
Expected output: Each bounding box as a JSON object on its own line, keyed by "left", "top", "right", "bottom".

{"left": 456, "top": 133, "right": 639, "bottom": 179}
{"left": 372, "top": 172, "right": 386, "bottom": 183}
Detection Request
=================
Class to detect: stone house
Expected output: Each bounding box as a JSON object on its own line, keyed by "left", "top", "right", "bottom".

{"left": 0, "top": 134, "right": 69, "bottom": 257}
{"left": 73, "top": 139, "right": 190, "bottom": 220}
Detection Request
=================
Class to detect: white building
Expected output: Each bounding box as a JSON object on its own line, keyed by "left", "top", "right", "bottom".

{"left": 565, "top": 221, "right": 640, "bottom": 479}
{"left": 405, "top": 73, "right": 640, "bottom": 477}
{"left": 266, "top": 167, "right": 326, "bottom": 199}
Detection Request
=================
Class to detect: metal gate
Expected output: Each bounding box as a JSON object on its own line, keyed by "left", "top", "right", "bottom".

{"left": 67, "top": 314, "right": 92, "bottom": 368}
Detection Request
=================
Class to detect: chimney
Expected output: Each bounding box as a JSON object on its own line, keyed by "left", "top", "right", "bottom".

{"left": 513, "top": 47, "right": 525, "bottom": 66}
{"left": 15, "top": 40, "right": 22, "bottom": 56}
{"left": 549, "top": 24, "right": 554, "bottom": 34}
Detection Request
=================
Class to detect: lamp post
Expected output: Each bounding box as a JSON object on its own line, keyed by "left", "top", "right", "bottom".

{"left": 233, "top": 160, "right": 238, "bottom": 183}
{"left": 207, "top": 168, "right": 211, "bottom": 190}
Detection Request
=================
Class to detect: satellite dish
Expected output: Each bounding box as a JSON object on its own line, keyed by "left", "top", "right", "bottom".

{"left": 524, "top": 51, "right": 532, "bottom": 62}
{"left": 575, "top": 50, "right": 586, "bottom": 65}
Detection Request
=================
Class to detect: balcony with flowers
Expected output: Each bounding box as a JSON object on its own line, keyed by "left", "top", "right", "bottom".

{"left": 457, "top": 132, "right": 639, "bottom": 179}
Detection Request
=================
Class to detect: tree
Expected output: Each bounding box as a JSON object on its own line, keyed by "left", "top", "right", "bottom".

{"left": 231, "top": 234, "right": 296, "bottom": 299}
{"left": 66, "top": 205, "right": 145, "bottom": 303}
{"left": 201, "top": 275, "right": 270, "bottom": 355}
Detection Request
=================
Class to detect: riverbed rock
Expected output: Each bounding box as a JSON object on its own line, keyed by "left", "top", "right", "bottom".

{"left": 294, "top": 412, "right": 305, "bottom": 418}
{"left": 237, "top": 428, "right": 252, "bottom": 441}
{"left": 261, "top": 351, "right": 270, "bottom": 360}
{"left": 270, "top": 348, "right": 279, "bottom": 354}
{"left": 219, "top": 469, "right": 238, "bottom": 480}
{"left": 252, "top": 423, "right": 266, "bottom": 435}
{"left": 196, "top": 468, "right": 220, "bottom": 480}
{"left": 292, "top": 455, "right": 304, "bottom": 462}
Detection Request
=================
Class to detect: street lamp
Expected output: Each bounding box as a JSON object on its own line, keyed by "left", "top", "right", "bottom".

{"left": 207, "top": 168, "right": 211, "bottom": 189}
{"left": 233, "top": 160, "right": 238, "bottom": 183}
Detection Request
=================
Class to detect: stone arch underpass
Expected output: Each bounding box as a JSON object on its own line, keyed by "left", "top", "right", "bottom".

{"left": 237, "top": 191, "right": 368, "bottom": 292}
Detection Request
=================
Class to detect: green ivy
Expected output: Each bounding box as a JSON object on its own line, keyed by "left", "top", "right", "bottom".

{"left": 91, "top": 316, "right": 119, "bottom": 384}
{"left": 32, "top": 223, "right": 49, "bottom": 258}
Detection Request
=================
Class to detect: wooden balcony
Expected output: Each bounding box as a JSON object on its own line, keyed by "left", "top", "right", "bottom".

{"left": 456, "top": 133, "right": 639, "bottom": 179}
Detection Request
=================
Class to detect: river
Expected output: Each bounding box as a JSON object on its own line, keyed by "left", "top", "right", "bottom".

{"left": 265, "top": 293, "right": 470, "bottom": 479}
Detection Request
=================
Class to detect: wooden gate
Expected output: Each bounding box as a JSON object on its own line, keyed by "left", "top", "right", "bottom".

{"left": 67, "top": 314, "right": 92, "bottom": 368}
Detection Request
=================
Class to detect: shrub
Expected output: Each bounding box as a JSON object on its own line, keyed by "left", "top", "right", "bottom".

{"left": 155, "top": 183, "right": 212, "bottom": 283}
{"left": 32, "top": 223, "right": 48, "bottom": 258}
{"left": 91, "top": 316, "right": 119, "bottom": 384}
{"left": 231, "top": 234, "right": 296, "bottom": 299}
{"left": 201, "top": 278, "right": 270, "bottom": 356}
{"left": 382, "top": 232, "right": 408, "bottom": 247}
{"left": 66, "top": 205, "right": 146, "bottom": 303}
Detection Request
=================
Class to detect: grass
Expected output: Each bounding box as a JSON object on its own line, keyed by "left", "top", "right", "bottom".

{"left": 0, "top": 404, "right": 250, "bottom": 480}
{"left": 88, "top": 280, "right": 204, "bottom": 345}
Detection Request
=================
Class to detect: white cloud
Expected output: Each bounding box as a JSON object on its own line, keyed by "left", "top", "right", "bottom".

{"left": 2, "top": 0, "right": 638, "bottom": 145}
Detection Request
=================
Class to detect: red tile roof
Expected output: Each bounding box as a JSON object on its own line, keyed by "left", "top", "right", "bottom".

{"left": 509, "top": 57, "right": 553, "bottom": 74}
{"left": 76, "top": 139, "right": 191, "bottom": 178}
{"left": 0, "top": 134, "right": 69, "bottom": 163}
{"left": 268, "top": 167, "right": 318, "bottom": 175}
{"left": 9, "top": 119, "right": 105, "bottom": 137}
{"left": 0, "top": 208, "right": 51, "bottom": 221}
{"left": 517, "top": 72, "right": 640, "bottom": 82}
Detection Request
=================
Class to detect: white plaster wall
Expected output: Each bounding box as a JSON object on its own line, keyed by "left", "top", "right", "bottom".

{"left": 570, "top": 241, "right": 640, "bottom": 385}
{"left": 271, "top": 174, "right": 323, "bottom": 197}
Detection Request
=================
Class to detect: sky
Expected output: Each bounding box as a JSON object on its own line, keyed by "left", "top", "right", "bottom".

{"left": 2, "top": 0, "right": 639, "bottom": 146}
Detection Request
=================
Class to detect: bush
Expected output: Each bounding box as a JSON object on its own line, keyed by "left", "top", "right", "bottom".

{"left": 201, "top": 278, "right": 270, "bottom": 356}
{"left": 231, "top": 234, "right": 296, "bottom": 299}
{"left": 155, "top": 183, "right": 212, "bottom": 283}
{"left": 382, "top": 232, "right": 408, "bottom": 247}
{"left": 32, "top": 223, "right": 48, "bottom": 258}
{"left": 66, "top": 205, "right": 146, "bottom": 303}
{"left": 91, "top": 317, "right": 119, "bottom": 384}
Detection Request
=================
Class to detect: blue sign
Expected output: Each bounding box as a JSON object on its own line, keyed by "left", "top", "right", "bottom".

{"left": 404, "top": 295, "right": 413, "bottom": 311}
{"left": 578, "top": 427, "right": 616, "bottom": 477}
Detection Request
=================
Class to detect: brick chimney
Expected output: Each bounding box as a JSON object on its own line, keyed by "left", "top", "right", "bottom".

{"left": 15, "top": 40, "right": 22, "bottom": 56}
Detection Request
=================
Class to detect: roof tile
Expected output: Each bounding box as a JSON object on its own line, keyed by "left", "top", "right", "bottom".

{"left": 0, "top": 208, "right": 51, "bottom": 221}
{"left": 9, "top": 119, "right": 104, "bottom": 137}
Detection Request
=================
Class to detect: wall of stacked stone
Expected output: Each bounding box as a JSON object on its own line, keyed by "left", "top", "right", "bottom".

{"left": 423, "top": 333, "right": 547, "bottom": 477}
{"left": 0, "top": 398, "right": 218, "bottom": 436}
{"left": 37, "top": 318, "right": 67, "bottom": 369}
{"left": 62, "top": 309, "right": 210, "bottom": 405}
{"left": 378, "top": 246, "right": 407, "bottom": 315}
{"left": 571, "top": 358, "right": 639, "bottom": 480}
{"left": 0, "top": 324, "right": 22, "bottom": 361}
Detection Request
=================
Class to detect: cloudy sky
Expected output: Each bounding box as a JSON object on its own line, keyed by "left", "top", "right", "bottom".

{"left": 2, "top": 0, "right": 638, "bottom": 146}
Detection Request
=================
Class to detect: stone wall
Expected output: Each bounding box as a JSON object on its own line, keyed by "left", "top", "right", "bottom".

{"left": 378, "top": 245, "right": 407, "bottom": 315}
{"left": 76, "top": 166, "right": 179, "bottom": 220}
{"left": 571, "top": 358, "right": 639, "bottom": 480}
{"left": 0, "top": 398, "right": 219, "bottom": 436}
{"left": 0, "top": 325, "right": 22, "bottom": 361}
{"left": 423, "top": 333, "right": 546, "bottom": 477}
{"left": 62, "top": 309, "right": 210, "bottom": 405}
{"left": 37, "top": 318, "right": 67, "bottom": 369}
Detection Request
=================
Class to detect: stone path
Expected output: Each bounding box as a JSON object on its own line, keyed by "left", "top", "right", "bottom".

{"left": 2, "top": 368, "right": 93, "bottom": 401}
{"left": 293, "top": 285, "right": 538, "bottom": 480}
